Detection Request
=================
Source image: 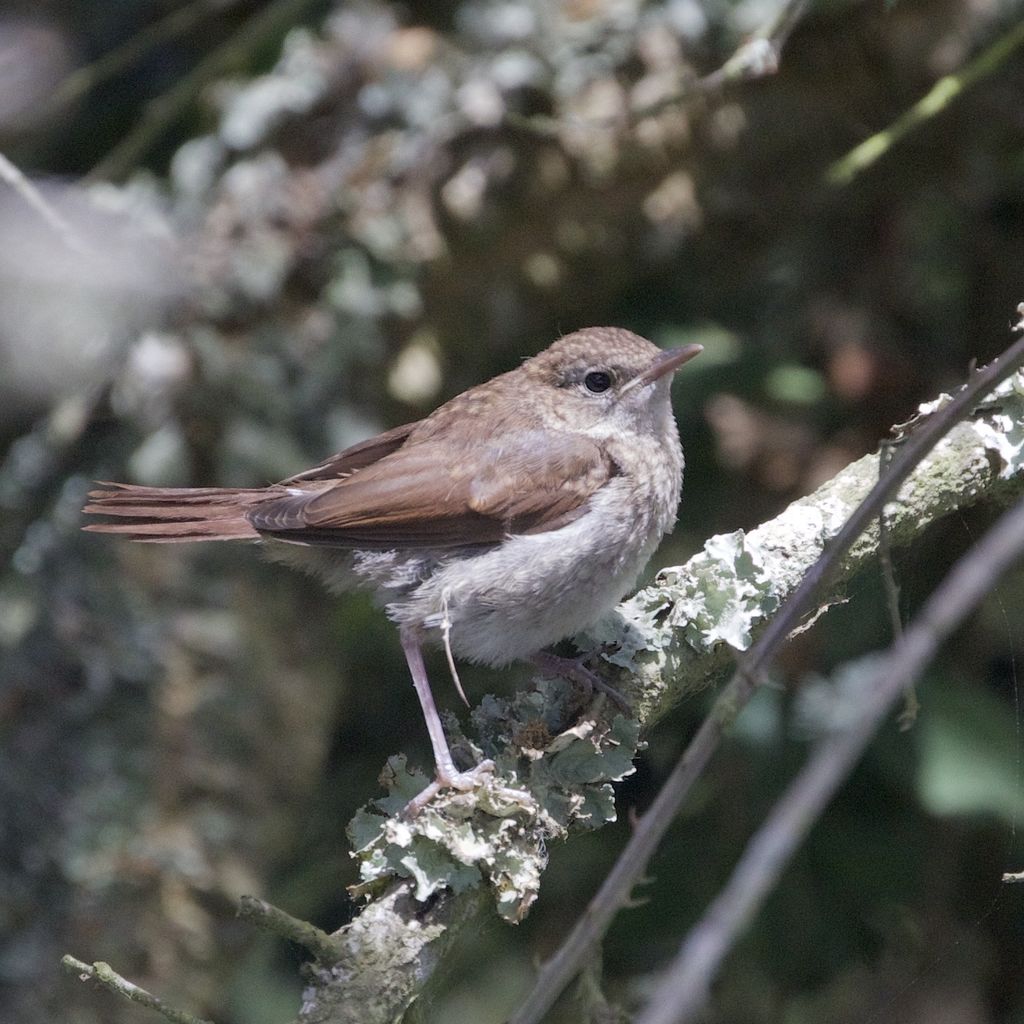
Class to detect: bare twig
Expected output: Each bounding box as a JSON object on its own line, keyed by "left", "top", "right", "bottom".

{"left": 0, "top": 151, "right": 90, "bottom": 255}
{"left": 61, "top": 956, "right": 215, "bottom": 1024}
{"left": 506, "top": 315, "right": 1024, "bottom": 1024}
{"left": 626, "top": 0, "right": 811, "bottom": 118}
{"left": 636, "top": 493, "right": 1024, "bottom": 1024}
{"left": 827, "top": 17, "right": 1024, "bottom": 186}
{"left": 237, "top": 894, "right": 341, "bottom": 963}
{"left": 692, "top": 0, "right": 810, "bottom": 94}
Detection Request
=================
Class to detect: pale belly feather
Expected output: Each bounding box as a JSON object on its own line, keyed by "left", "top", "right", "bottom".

{"left": 389, "top": 473, "right": 673, "bottom": 666}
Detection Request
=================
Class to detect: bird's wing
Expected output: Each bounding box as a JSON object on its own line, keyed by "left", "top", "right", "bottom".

{"left": 249, "top": 430, "right": 616, "bottom": 548}
{"left": 279, "top": 421, "right": 419, "bottom": 483}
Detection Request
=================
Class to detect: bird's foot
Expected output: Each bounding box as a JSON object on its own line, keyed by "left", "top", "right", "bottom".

{"left": 530, "top": 650, "right": 631, "bottom": 712}
{"left": 403, "top": 759, "right": 495, "bottom": 817}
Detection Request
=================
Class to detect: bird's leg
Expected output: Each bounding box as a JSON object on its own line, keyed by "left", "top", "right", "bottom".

{"left": 400, "top": 628, "right": 493, "bottom": 814}
{"left": 530, "top": 650, "right": 631, "bottom": 712}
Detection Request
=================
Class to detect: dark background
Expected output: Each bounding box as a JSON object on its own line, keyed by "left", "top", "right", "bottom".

{"left": 1, "top": 1, "right": 1023, "bottom": 1021}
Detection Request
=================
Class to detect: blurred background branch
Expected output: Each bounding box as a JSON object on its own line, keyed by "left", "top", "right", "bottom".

{"left": 61, "top": 957, "right": 215, "bottom": 1024}
{"left": 42, "top": 0, "right": 249, "bottom": 118}
{"left": 827, "top": 16, "right": 1024, "bottom": 186}
{"left": 0, "top": 151, "right": 90, "bottom": 253}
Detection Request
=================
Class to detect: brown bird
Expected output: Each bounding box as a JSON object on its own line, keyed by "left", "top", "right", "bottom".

{"left": 84, "top": 327, "right": 701, "bottom": 808}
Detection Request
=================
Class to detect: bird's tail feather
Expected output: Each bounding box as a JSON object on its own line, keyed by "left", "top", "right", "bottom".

{"left": 83, "top": 483, "right": 265, "bottom": 542}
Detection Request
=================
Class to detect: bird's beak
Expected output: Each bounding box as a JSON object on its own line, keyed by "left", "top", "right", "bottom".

{"left": 623, "top": 343, "right": 703, "bottom": 393}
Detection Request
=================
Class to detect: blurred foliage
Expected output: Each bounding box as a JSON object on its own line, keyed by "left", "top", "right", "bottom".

{"left": 2, "top": 0, "right": 1024, "bottom": 1022}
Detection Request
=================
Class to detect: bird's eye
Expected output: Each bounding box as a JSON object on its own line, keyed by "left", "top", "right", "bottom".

{"left": 583, "top": 371, "right": 612, "bottom": 393}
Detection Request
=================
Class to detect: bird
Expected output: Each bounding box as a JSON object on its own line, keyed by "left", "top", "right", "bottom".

{"left": 84, "top": 327, "right": 701, "bottom": 808}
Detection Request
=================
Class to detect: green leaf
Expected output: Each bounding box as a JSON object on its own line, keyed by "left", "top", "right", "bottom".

{"left": 916, "top": 675, "right": 1024, "bottom": 823}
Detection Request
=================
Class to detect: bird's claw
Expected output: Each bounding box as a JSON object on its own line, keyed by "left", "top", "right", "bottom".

{"left": 531, "top": 651, "right": 632, "bottom": 712}
{"left": 403, "top": 759, "right": 495, "bottom": 817}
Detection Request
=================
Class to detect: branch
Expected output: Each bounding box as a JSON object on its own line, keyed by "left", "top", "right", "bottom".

{"left": 61, "top": 956, "right": 215, "bottom": 1024}
{"left": 237, "top": 895, "right": 341, "bottom": 964}
{"left": 827, "top": 16, "right": 1024, "bottom": 187}
{"left": 636, "top": 491, "right": 1024, "bottom": 1024}
{"left": 296, "top": 885, "right": 489, "bottom": 1024}
{"left": 305, "top": 319, "right": 1024, "bottom": 1024}
{"left": 688, "top": 0, "right": 810, "bottom": 94}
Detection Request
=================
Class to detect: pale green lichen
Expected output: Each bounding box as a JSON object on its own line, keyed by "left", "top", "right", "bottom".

{"left": 612, "top": 528, "right": 781, "bottom": 658}
{"left": 972, "top": 370, "right": 1024, "bottom": 478}
{"left": 347, "top": 684, "right": 639, "bottom": 922}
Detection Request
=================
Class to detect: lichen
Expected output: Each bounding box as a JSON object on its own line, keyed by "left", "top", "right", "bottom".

{"left": 347, "top": 682, "right": 639, "bottom": 922}
{"left": 972, "top": 370, "right": 1024, "bottom": 478}
{"left": 346, "top": 369, "right": 1024, "bottom": 931}
{"left": 612, "top": 528, "right": 782, "bottom": 657}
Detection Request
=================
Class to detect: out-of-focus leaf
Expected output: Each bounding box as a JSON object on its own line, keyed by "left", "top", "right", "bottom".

{"left": 916, "top": 674, "right": 1024, "bottom": 823}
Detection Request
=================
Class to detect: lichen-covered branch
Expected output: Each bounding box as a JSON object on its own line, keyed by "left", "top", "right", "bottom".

{"left": 301, "top": 362, "right": 1024, "bottom": 1024}
{"left": 296, "top": 885, "right": 489, "bottom": 1024}
{"left": 636, "top": 492, "right": 1024, "bottom": 1024}
{"left": 61, "top": 957, "right": 215, "bottom": 1024}
{"left": 237, "top": 895, "right": 342, "bottom": 964}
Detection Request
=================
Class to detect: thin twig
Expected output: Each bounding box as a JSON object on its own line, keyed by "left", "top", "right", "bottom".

{"left": 0, "top": 151, "right": 90, "bottom": 255}
{"left": 237, "top": 894, "right": 341, "bottom": 963}
{"left": 693, "top": 0, "right": 810, "bottom": 93}
{"left": 88, "top": 0, "right": 315, "bottom": 182}
{"left": 827, "top": 17, "right": 1024, "bottom": 186}
{"left": 61, "top": 956, "right": 215, "bottom": 1024}
{"left": 636, "top": 493, "right": 1024, "bottom": 1024}
{"left": 507, "top": 311, "right": 1024, "bottom": 1024}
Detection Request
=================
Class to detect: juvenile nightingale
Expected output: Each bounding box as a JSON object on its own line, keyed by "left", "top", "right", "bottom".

{"left": 85, "top": 327, "right": 701, "bottom": 805}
